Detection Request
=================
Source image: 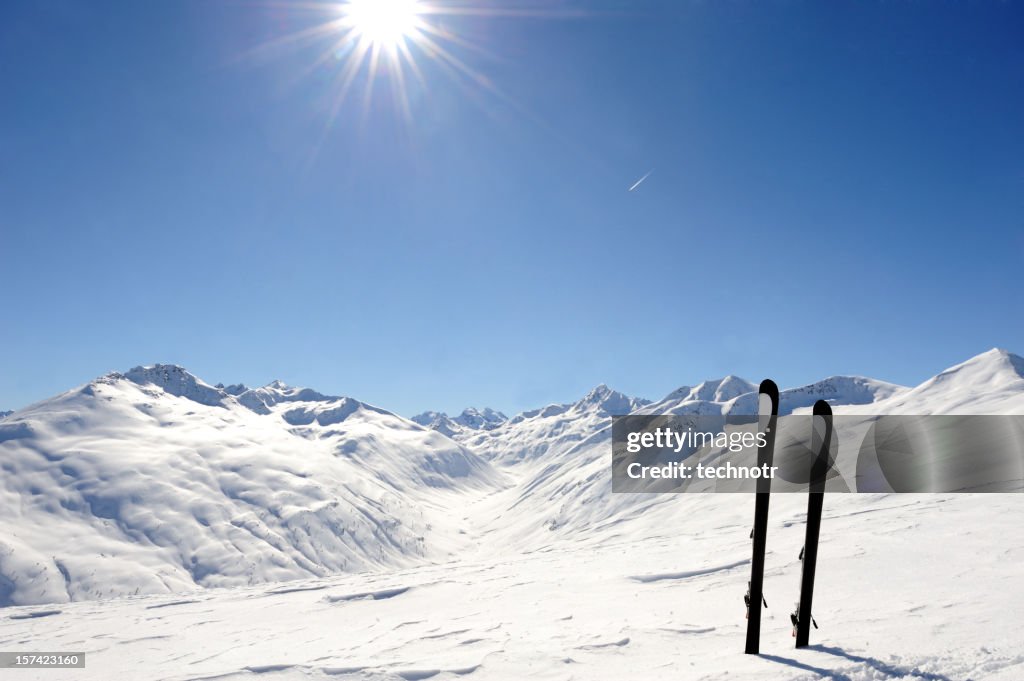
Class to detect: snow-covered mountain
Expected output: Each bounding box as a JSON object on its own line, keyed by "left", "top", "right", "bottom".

{"left": 0, "top": 366, "right": 502, "bottom": 607}
{"left": 411, "top": 407, "right": 508, "bottom": 438}
{"left": 726, "top": 375, "right": 909, "bottom": 416}
{"left": 849, "top": 347, "right": 1024, "bottom": 414}
{"left": 427, "top": 351, "right": 1022, "bottom": 545}
{"left": 659, "top": 375, "right": 757, "bottom": 404}
{"left": 454, "top": 385, "right": 650, "bottom": 466}
{"left": 1, "top": 350, "right": 1022, "bottom": 610}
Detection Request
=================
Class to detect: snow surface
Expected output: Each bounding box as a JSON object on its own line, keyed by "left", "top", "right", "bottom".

{"left": 1, "top": 350, "right": 1023, "bottom": 680}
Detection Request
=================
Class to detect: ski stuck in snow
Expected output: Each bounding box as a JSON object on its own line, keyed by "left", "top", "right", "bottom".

{"left": 744, "top": 379, "right": 779, "bottom": 655}
{"left": 791, "top": 399, "right": 833, "bottom": 648}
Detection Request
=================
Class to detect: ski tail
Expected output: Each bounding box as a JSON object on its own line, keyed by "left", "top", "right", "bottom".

{"left": 793, "top": 399, "right": 832, "bottom": 648}
{"left": 744, "top": 379, "right": 779, "bottom": 654}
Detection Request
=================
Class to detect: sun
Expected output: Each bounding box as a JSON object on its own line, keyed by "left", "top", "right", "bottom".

{"left": 246, "top": 0, "right": 569, "bottom": 139}
{"left": 341, "top": 0, "right": 423, "bottom": 50}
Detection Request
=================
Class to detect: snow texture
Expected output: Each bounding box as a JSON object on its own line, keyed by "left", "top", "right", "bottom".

{"left": 0, "top": 350, "right": 1022, "bottom": 680}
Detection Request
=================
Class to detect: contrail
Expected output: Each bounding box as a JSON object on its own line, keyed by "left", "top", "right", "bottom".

{"left": 628, "top": 169, "right": 653, "bottom": 192}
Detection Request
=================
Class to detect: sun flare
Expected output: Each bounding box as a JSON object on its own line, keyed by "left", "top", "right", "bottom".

{"left": 341, "top": 0, "right": 422, "bottom": 50}
{"left": 249, "top": 0, "right": 569, "bottom": 140}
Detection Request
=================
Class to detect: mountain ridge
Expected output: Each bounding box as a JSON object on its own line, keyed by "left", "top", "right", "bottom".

{"left": 1, "top": 349, "right": 1021, "bottom": 607}
{"left": 0, "top": 366, "right": 503, "bottom": 607}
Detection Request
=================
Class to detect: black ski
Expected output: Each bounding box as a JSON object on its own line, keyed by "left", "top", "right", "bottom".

{"left": 791, "top": 399, "right": 832, "bottom": 648}
{"left": 744, "top": 379, "right": 779, "bottom": 655}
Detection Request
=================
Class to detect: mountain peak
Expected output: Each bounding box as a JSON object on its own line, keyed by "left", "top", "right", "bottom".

{"left": 575, "top": 384, "right": 648, "bottom": 415}
{"left": 119, "top": 367, "right": 348, "bottom": 415}
{"left": 234, "top": 380, "right": 336, "bottom": 415}
{"left": 580, "top": 384, "right": 613, "bottom": 403}
{"left": 690, "top": 375, "right": 756, "bottom": 403}
{"left": 411, "top": 410, "right": 447, "bottom": 423}
{"left": 926, "top": 348, "right": 1024, "bottom": 389}
{"left": 661, "top": 375, "right": 756, "bottom": 405}
{"left": 123, "top": 364, "right": 227, "bottom": 408}
{"left": 411, "top": 406, "right": 508, "bottom": 436}
{"left": 455, "top": 407, "right": 507, "bottom": 429}
{"left": 973, "top": 347, "right": 1024, "bottom": 371}
{"left": 261, "top": 379, "right": 335, "bottom": 399}
{"left": 125, "top": 363, "right": 189, "bottom": 378}
{"left": 410, "top": 410, "right": 459, "bottom": 437}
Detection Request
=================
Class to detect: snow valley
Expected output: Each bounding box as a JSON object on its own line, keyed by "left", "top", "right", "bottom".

{"left": 0, "top": 350, "right": 1023, "bottom": 680}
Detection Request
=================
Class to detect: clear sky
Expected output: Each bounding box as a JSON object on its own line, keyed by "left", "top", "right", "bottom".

{"left": 1, "top": 1, "right": 1022, "bottom": 417}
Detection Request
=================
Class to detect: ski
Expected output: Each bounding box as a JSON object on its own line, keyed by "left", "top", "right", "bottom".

{"left": 792, "top": 399, "right": 832, "bottom": 648}
{"left": 744, "top": 379, "right": 779, "bottom": 655}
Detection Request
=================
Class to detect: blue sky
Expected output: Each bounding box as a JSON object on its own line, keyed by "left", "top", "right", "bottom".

{"left": 1, "top": 1, "right": 1022, "bottom": 416}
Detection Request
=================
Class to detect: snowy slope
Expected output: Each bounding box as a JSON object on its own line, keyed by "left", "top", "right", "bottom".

{"left": 726, "top": 375, "right": 909, "bottom": 416}
{"left": 464, "top": 352, "right": 1018, "bottom": 549}
{"left": 0, "top": 366, "right": 503, "bottom": 607}
{"left": 849, "top": 348, "right": 1024, "bottom": 414}
{"left": 0, "top": 494, "right": 1020, "bottom": 681}
{"left": 0, "top": 351, "right": 1022, "bottom": 679}
{"left": 0, "top": 351, "right": 1021, "bottom": 603}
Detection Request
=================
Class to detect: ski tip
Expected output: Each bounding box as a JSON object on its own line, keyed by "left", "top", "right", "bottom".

{"left": 812, "top": 399, "right": 833, "bottom": 417}
{"left": 758, "top": 379, "right": 780, "bottom": 406}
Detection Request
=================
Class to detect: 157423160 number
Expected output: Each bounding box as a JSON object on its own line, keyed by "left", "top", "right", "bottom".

{"left": 0, "top": 652, "right": 86, "bottom": 668}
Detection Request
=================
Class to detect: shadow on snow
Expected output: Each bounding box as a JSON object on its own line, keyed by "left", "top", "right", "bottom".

{"left": 760, "top": 644, "right": 959, "bottom": 681}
